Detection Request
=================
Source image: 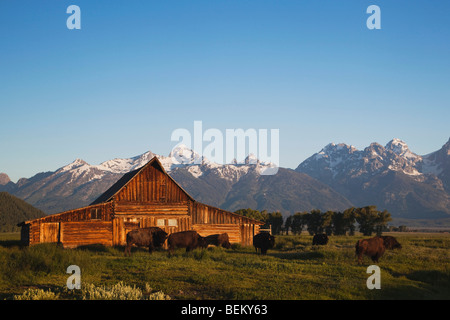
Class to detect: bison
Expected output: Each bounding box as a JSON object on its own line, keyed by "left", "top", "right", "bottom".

{"left": 312, "top": 233, "right": 329, "bottom": 246}
{"left": 167, "top": 230, "right": 207, "bottom": 254}
{"left": 380, "top": 235, "right": 402, "bottom": 250}
{"left": 355, "top": 235, "right": 402, "bottom": 264}
{"left": 125, "top": 227, "right": 168, "bottom": 256}
{"left": 253, "top": 232, "right": 275, "bottom": 255}
{"left": 204, "top": 233, "right": 232, "bottom": 249}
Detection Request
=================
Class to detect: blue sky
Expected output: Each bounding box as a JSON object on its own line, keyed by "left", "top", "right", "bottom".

{"left": 1, "top": 0, "right": 449, "bottom": 182}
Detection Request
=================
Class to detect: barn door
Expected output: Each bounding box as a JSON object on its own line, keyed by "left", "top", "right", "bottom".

{"left": 40, "top": 222, "right": 60, "bottom": 243}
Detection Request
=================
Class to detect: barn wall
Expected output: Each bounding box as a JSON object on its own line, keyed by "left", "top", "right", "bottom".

{"left": 112, "top": 214, "right": 191, "bottom": 246}
{"left": 192, "top": 202, "right": 242, "bottom": 225}
{"left": 115, "top": 163, "right": 190, "bottom": 203}
{"left": 61, "top": 221, "right": 113, "bottom": 248}
{"left": 191, "top": 202, "right": 262, "bottom": 246}
{"left": 114, "top": 202, "right": 189, "bottom": 215}
{"left": 27, "top": 203, "right": 112, "bottom": 246}
{"left": 192, "top": 224, "right": 241, "bottom": 243}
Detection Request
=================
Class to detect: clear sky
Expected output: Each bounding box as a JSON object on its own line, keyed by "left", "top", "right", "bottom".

{"left": 1, "top": 0, "right": 449, "bottom": 182}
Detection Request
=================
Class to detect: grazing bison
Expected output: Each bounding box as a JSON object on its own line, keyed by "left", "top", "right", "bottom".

{"left": 204, "top": 233, "right": 232, "bottom": 249}
{"left": 167, "top": 230, "right": 207, "bottom": 253}
{"left": 312, "top": 233, "right": 329, "bottom": 246}
{"left": 253, "top": 232, "right": 275, "bottom": 255}
{"left": 380, "top": 236, "right": 402, "bottom": 250}
{"left": 355, "top": 236, "right": 401, "bottom": 264}
{"left": 125, "top": 227, "right": 168, "bottom": 256}
{"left": 355, "top": 236, "right": 385, "bottom": 264}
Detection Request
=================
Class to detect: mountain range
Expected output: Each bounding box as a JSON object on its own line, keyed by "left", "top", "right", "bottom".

{"left": 296, "top": 138, "right": 450, "bottom": 219}
{"left": 1, "top": 138, "right": 449, "bottom": 223}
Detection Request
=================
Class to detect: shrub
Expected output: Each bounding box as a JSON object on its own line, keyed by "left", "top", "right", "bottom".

{"left": 82, "top": 282, "right": 171, "bottom": 300}
{"left": 13, "top": 288, "right": 59, "bottom": 300}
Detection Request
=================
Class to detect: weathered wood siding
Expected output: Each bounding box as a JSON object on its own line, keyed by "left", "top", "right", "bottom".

{"left": 112, "top": 214, "right": 191, "bottom": 246}
{"left": 61, "top": 221, "right": 113, "bottom": 248}
{"left": 190, "top": 202, "right": 261, "bottom": 245}
{"left": 193, "top": 223, "right": 242, "bottom": 243}
{"left": 26, "top": 203, "right": 112, "bottom": 246}
{"left": 115, "top": 163, "right": 190, "bottom": 203}
{"left": 114, "top": 202, "right": 189, "bottom": 215}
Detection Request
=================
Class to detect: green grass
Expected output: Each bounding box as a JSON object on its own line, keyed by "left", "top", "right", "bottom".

{"left": 0, "top": 232, "right": 449, "bottom": 300}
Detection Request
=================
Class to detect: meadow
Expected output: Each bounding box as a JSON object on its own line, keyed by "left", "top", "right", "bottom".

{"left": 0, "top": 232, "right": 448, "bottom": 300}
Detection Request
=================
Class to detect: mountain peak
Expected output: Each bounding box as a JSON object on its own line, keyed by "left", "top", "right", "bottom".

{"left": 59, "top": 158, "right": 89, "bottom": 172}
{"left": 385, "top": 138, "right": 418, "bottom": 160}
{"left": 386, "top": 138, "right": 408, "bottom": 150}
{"left": 313, "top": 142, "right": 356, "bottom": 160}
{"left": 244, "top": 153, "right": 258, "bottom": 165}
{"left": 168, "top": 144, "right": 205, "bottom": 166}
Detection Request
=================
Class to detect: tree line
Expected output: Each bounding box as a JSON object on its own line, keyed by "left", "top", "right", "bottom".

{"left": 235, "top": 205, "right": 393, "bottom": 236}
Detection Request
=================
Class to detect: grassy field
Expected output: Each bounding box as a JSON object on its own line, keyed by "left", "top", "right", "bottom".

{"left": 0, "top": 232, "right": 449, "bottom": 300}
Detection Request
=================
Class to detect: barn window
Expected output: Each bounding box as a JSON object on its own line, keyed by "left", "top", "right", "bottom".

{"left": 156, "top": 219, "right": 165, "bottom": 227}
{"left": 168, "top": 219, "right": 178, "bottom": 227}
{"left": 90, "top": 208, "right": 101, "bottom": 220}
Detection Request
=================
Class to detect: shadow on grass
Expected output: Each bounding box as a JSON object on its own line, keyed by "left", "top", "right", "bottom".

{"left": 0, "top": 239, "right": 23, "bottom": 248}
{"left": 271, "top": 250, "right": 325, "bottom": 261}
{"left": 407, "top": 270, "right": 450, "bottom": 289}
{"left": 76, "top": 244, "right": 111, "bottom": 253}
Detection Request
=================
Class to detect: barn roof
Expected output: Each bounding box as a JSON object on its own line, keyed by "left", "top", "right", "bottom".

{"left": 90, "top": 156, "right": 194, "bottom": 205}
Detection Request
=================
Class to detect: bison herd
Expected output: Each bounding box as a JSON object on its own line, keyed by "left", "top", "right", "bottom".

{"left": 125, "top": 228, "right": 232, "bottom": 256}
{"left": 124, "top": 227, "right": 402, "bottom": 264}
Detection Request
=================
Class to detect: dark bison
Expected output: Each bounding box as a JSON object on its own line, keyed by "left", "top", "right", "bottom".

{"left": 253, "top": 232, "right": 275, "bottom": 255}
{"left": 167, "top": 230, "right": 207, "bottom": 253}
{"left": 380, "top": 236, "right": 402, "bottom": 250}
{"left": 125, "top": 227, "right": 168, "bottom": 256}
{"left": 355, "top": 236, "right": 402, "bottom": 264}
{"left": 204, "top": 233, "right": 232, "bottom": 249}
{"left": 312, "top": 233, "right": 329, "bottom": 245}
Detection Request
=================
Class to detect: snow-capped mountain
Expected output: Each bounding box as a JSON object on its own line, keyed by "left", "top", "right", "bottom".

{"left": 0, "top": 144, "right": 293, "bottom": 214}
{"left": 1, "top": 138, "right": 449, "bottom": 220}
{"left": 297, "top": 138, "right": 449, "bottom": 183}
{"left": 53, "top": 144, "right": 275, "bottom": 184}
{"left": 296, "top": 138, "right": 450, "bottom": 219}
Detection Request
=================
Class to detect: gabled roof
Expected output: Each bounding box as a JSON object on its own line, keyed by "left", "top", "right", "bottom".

{"left": 90, "top": 156, "right": 194, "bottom": 205}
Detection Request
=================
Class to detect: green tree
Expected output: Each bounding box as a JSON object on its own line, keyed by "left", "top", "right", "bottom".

{"left": 235, "top": 208, "right": 268, "bottom": 223}
{"left": 322, "top": 211, "right": 334, "bottom": 235}
{"left": 267, "top": 211, "right": 284, "bottom": 235}
{"left": 305, "top": 209, "right": 323, "bottom": 235}
{"left": 332, "top": 207, "right": 356, "bottom": 235}
{"left": 355, "top": 206, "right": 392, "bottom": 236}
{"left": 375, "top": 209, "right": 392, "bottom": 236}
{"left": 284, "top": 215, "right": 292, "bottom": 235}
{"left": 291, "top": 212, "right": 307, "bottom": 235}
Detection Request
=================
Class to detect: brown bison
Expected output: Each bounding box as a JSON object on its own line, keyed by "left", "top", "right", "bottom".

{"left": 312, "top": 233, "right": 329, "bottom": 245}
{"left": 204, "top": 233, "right": 232, "bottom": 249}
{"left": 253, "top": 232, "right": 275, "bottom": 255}
{"left": 380, "top": 236, "right": 402, "bottom": 250}
{"left": 125, "top": 227, "right": 168, "bottom": 256}
{"left": 355, "top": 235, "right": 401, "bottom": 264}
{"left": 167, "top": 230, "right": 207, "bottom": 254}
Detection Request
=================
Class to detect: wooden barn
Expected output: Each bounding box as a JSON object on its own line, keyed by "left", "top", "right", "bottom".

{"left": 19, "top": 157, "right": 263, "bottom": 248}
